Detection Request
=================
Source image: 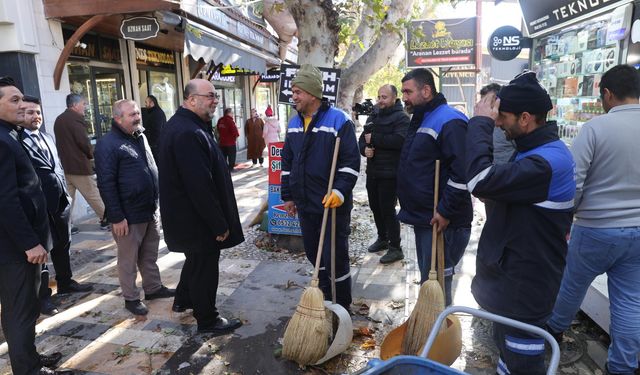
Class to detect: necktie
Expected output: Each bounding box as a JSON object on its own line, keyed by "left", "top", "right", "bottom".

{"left": 31, "top": 132, "right": 51, "bottom": 163}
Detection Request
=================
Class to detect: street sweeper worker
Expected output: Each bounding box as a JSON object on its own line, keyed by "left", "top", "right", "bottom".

{"left": 281, "top": 64, "right": 360, "bottom": 312}
{"left": 396, "top": 68, "right": 472, "bottom": 306}
{"left": 466, "top": 71, "right": 576, "bottom": 375}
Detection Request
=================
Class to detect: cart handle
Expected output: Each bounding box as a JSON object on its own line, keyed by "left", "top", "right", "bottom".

{"left": 421, "top": 306, "right": 560, "bottom": 375}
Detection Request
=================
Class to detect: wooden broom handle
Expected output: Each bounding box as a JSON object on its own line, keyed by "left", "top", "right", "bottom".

{"left": 331, "top": 208, "right": 337, "bottom": 304}
{"left": 430, "top": 160, "right": 441, "bottom": 273}
{"left": 312, "top": 137, "right": 342, "bottom": 279}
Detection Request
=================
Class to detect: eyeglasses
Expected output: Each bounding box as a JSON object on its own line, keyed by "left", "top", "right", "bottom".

{"left": 190, "top": 93, "right": 219, "bottom": 100}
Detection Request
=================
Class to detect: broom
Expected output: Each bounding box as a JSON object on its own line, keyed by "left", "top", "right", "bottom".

{"left": 282, "top": 137, "right": 341, "bottom": 365}
{"left": 402, "top": 159, "right": 445, "bottom": 355}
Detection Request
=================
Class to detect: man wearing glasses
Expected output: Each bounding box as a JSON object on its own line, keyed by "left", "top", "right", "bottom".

{"left": 157, "top": 79, "right": 244, "bottom": 334}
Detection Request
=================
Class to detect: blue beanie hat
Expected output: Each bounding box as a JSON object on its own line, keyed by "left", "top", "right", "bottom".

{"left": 498, "top": 71, "right": 553, "bottom": 114}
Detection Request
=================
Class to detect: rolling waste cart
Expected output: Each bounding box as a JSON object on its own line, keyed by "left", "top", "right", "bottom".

{"left": 355, "top": 306, "right": 561, "bottom": 375}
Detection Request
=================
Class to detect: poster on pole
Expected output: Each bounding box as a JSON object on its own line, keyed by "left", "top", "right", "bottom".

{"left": 278, "top": 64, "right": 341, "bottom": 105}
{"left": 267, "top": 142, "right": 302, "bottom": 235}
{"left": 406, "top": 17, "right": 477, "bottom": 68}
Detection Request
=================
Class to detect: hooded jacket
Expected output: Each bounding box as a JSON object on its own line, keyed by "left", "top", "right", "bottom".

{"left": 466, "top": 117, "right": 575, "bottom": 323}
{"left": 397, "top": 93, "right": 472, "bottom": 228}
{"left": 358, "top": 99, "right": 409, "bottom": 179}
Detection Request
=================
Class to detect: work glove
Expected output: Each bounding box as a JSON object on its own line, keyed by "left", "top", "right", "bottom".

{"left": 322, "top": 189, "right": 344, "bottom": 208}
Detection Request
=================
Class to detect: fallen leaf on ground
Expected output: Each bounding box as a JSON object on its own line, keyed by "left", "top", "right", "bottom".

{"left": 360, "top": 339, "right": 376, "bottom": 350}
{"left": 388, "top": 300, "right": 405, "bottom": 309}
{"left": 354, "top": 327, "right": 374, "bottom": 338}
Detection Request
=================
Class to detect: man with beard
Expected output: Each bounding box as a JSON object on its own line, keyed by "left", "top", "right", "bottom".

{"left": 20, "top": 96, "right": 92, "bottom": 317}
{"left": 397, "top": 68, "right": 472, "bottom": 306}
{"left": 95, "top": 100, "right": 174, "bottom": 316}
{"left": 466, "top": 71, "right": 575, "bottom": 375}
{"left": 158, "top": 79, "right": 244, "bottom": 333}
{"left": 358, "top": 84, "right": 409, "bottom": 264}
{"left": 281, "top": 64, "right": 360, "bottom": 312}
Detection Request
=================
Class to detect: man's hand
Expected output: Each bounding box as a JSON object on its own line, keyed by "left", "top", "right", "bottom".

{"left": 322, "top": 191, "right": 344, "bottom": 208}
{"left": 216, "top": 230, "right": 229, "bottom": 242}
{"left": 112, "top": 219, "right": 128, "bottom": 237}
{"left": 364, "top": 133, "right": 372, "bottom": 144}
{"left": 284, "top": 201, "right": 297, "bottom": 216}
{"left": 364, "top": 147, "right": 375, "bottom": 158}
{"left": 25, "top": 245, "right": 47, "bottom": 264}
{"left": 430, "top": 211, "right": 450, "bottom": 233}
{"left": 474, "top": 92, "right": 500, "bottom": 121}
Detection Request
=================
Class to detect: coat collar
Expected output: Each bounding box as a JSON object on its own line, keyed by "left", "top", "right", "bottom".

{"left": 515, "top": 121, "right": 560, "bottom": 153}
{"left": 176, "top": 106, "right": 212, "bottom": 132}
{"left": 0, "top": 118, "right": 19, "bottom": 132}
{"left": 410, "top": 92, "right": 447, "bottom": 124}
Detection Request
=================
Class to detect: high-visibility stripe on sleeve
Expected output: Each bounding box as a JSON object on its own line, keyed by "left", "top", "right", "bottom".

{"left": 338, "top": 167, "right": 358, "bottom": 177}
{"left": 534, "top": 199, "right": 574, "bottom": 210}
{"left": 416, "top": 127, "right": 438, "bottom": 140}
{"left": 447, "top": 179, "right": 468, "bottom": 191}
{"left": 467, "top": 166, "right": 492, "bottom": 192}
{"left": 281, "top": 171, "right": 290, "bottom": 176}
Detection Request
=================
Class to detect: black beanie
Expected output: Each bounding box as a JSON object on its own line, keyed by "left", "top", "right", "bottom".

{"left": 498, "top": 71, "right": 553, "bottom": 114}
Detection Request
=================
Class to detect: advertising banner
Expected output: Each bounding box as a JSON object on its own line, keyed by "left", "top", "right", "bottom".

{"left": 406, "top": 17, "right": 477, "bottom": 68}
{"left": 267, "top": 142, "right": 302, "bottom": 235}
{"left": 278, "top": 64, "right": 341, "bottom": 105}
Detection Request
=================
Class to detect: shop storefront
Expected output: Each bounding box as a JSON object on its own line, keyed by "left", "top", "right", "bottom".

{"left": 63, "top": 27, "right": 126, "bottom": 140}
{"left": 135, "top": 43, "right": 180, "bottom": 120}
{"left": 521, "top": 0, "right": 635, "bottom": 144}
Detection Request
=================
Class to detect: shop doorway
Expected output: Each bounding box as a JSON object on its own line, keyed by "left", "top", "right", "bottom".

{"left": 67, "top": 63, "right": 125, "bottom": 140}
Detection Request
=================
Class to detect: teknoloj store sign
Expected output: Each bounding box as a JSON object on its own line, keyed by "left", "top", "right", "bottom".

{"left": 519, "top": 0, "right": 631, "bottom": 38}
{"left": 406, "top": 17, "right": 477, "bottom": 68}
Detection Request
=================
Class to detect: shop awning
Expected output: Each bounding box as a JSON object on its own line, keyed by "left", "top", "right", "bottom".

{"left": 185, "top": 20, "right": 278, "bottom": 73}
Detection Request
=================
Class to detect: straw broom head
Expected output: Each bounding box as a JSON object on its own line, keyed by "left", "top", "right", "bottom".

{"left": 402, "top": 271, "right": 445, "bottom": 355}
{"left": 282, "top": 278, "right": 331, "bottom": 365}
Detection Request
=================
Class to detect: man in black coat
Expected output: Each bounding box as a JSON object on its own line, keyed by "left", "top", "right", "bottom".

{"left": 0, "top": 77, "right": 69, "bottom": 375}
{"left": 141, "top": 95, "right": 166, "bottom": 160}
{"left": 20, "top": 96, "right": 93, "bottom": 316}
{"left": 158, "top": 79, "right": 244, "bottom": 334}
{"left": 95, "top": 100, "right": 174, "bottom": 316}
{"left": 358, "top": 84, "right": 409, "bottom": 264}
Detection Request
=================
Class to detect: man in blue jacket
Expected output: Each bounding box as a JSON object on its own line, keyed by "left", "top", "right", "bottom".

{"left": 95, "top": 99, "right": 174, "bottom": 316}
{"left": 281, "top": 64, "right": 360, "bottom": 312}
{"left": 397, "top": 68, "right": 472, "bottom": 306}
{"left": 467, "top": 71, "right": 575, "bottom": 375}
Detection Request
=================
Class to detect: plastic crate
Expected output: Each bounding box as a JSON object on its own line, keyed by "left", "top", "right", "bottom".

{"left": 357, "top": 355, "right": 467, "bottom": 375}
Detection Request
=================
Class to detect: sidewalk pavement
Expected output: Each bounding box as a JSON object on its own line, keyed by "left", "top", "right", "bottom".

{"left": 0, "top": 155, "right": 610, "bottom": 374}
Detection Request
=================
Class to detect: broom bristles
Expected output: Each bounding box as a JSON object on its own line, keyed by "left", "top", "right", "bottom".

{"left": 402, "top": 278, "right": 445, "bottom": 355}
{"left": 282, "top": 284, "right": 331, "bottom": 365}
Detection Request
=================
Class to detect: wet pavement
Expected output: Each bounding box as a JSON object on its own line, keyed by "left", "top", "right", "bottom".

{"left": 0, "top": 157, "right": 612, "bottom": 375}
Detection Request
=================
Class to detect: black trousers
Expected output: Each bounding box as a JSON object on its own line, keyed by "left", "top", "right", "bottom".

{"left": 492, "top": 321, "right": 546, "bottom": 375}
{"left": 366, "top": 177, "right": 401, "bottom": 248}
{"left": 175, "top": 249, "right": 221, "bottom": 328}
{"left": 0, "top": 261, "right": 41, "bottom": 375}
{"left": 299, "top": 211, "right": 352, "bottom": 311}
{"left": 40, "top": 208, "right": 72, "bottom": 301}
{"left": 251, "top": 157, "right": 264, "bottom": 165}
{"left": 220, "top": 145, "right": 237, "bottom": 170}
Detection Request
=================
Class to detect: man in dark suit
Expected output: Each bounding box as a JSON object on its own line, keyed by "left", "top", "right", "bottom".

{"left": 158, "top": 79, "right": 244, "bottom": 333}
{"left": 20, "top": 96, "right": 93, "bottom": 316}
{"left": 0, "top": 77, "right": 70, "bottom": 374}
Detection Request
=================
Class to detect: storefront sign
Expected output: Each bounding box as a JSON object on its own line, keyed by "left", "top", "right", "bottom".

{"left": 278, "top": 64, "right": 341, "bottom": 105}
{"left": 488, "top": 26, "right": 527, "bottom": 61}
{"left": 267, "top": 142, "right": 302, "bottom": 236}
{"left": 519, "top": 0, "right": 630, "bottom": 38}
{"left": 260, "top": 69, "right": 281, "bottom": 82}
{"left": 406, "top": 18, "right": 477, "bottom": 68}
{"left": 219, "top": 65, "right": 255, "bottom": 76}
{"left": 135, "top": 45, "right": 175, "bottom": 68}
{"left": 121, "top": 17, "right": 160, "bottom": 41}
{"left": 63, "top": 28, "right": 121, "bottom": 63}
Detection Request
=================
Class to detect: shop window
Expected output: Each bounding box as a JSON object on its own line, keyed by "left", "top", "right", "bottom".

{"left": 138, "top": 70, "right": 179, "bottom": 120}
{"left": 256, "top": 86, "right": 271, "bottom": 115}
{"left": 532, "top": 10, "right": 628, "bottom": 144}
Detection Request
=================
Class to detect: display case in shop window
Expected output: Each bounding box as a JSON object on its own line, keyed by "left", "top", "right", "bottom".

{"left": 531, "top": 10, "right": 628, "bottom": 144}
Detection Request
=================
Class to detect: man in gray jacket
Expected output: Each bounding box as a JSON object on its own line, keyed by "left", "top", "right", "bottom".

{"left": 546, "top": 64, "right": 640, "bottom": 375}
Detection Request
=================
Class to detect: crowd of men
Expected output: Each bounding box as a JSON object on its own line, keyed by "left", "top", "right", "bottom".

{"left": 1, "top": 62, "right": 639, "bottom": 375}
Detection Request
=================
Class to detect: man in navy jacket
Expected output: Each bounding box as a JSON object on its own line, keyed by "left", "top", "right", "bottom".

{"left": 95, "top": 100, "right": 174, "bottom": 316}
{"left": 466, "top": 72, "right": 575, "bottom": 375}
{"left": 281, "top": 64, "right": 360, "bottom": 311}
{"left": 397, "top": 68, "right": 472, "bottom": 306}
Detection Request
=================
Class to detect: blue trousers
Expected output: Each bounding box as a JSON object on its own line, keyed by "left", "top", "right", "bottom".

{"left": 414, "top": 225, "right": 470, "bottom": 306}
{"left": 299, "top": 211, "right": 352, "bottom": 311}
{"left": 548, "top": 225, "right": 640, "bottom": 375}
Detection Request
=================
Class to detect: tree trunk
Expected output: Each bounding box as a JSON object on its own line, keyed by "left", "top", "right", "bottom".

{"left": 284, "top": 0, "right": 340, "bottom": 67}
